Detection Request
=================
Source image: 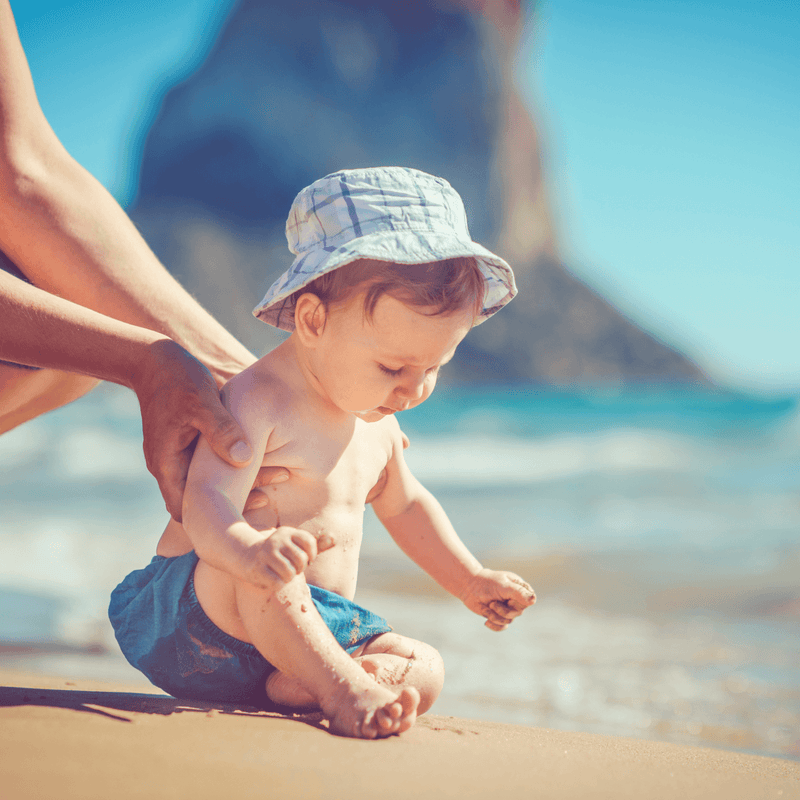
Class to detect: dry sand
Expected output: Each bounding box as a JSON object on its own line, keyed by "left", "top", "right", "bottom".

{"left": 1, "top": 669, "right": 797, "bottom": 800}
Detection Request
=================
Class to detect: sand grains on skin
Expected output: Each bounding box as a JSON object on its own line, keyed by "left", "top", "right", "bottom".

{"left": 320, "top": 681, "right": 420, "bottom": 739}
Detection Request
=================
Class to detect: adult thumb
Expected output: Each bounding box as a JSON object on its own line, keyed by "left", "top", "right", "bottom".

{"left": 197, "top": 399, "right": 252, "bottom": 467}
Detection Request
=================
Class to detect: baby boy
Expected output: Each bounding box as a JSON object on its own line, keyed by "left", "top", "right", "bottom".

{"left": 110, "top": 167, "right": 535, "bottom": 739}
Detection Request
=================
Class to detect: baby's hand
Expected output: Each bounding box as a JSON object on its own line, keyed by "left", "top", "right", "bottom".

{"left": 459, "top": 569, "right": 536, "bottom": 631}
{"left": 242, "top": 527, "right": 335, "bottom": 589}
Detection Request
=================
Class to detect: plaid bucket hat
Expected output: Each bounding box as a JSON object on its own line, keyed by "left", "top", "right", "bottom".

{"left": 253, "top": 167, "right": 516, "bottom": 331}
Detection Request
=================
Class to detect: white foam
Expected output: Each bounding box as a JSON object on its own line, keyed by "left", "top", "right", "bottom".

{"left": 403, "top": 430, "right": 713, "bottom": 486}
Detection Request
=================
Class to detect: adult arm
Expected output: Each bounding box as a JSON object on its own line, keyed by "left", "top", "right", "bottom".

{"left": 0, "top": 1, "right": 287, "bottom": 516}
{"left": 0, "top": 0, "right": 252, "bottom": 386}
{"left": 0, "top": 270, "right": 260, "bottom": 517}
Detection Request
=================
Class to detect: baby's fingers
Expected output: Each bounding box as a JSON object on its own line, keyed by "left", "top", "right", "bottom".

{"left": 286, "top": 529, "right": 333, "bottom": 569}
{"left": 265, "top": 531, "right": 319, "bottom": 581}
{"left": 504, "top": 575, "right": 537, "bottom": 607}
{"left": 481, "top": 602, "right": 512, "bottom": 630}
{"left": 489, "top": 599, "right": 521, "bottom": 621}
{"left": 265, "top": 549, "right": 302, "bottom": 583}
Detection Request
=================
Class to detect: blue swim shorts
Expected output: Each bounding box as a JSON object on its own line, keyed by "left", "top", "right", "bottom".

{"left": 108, "top": 551, "right": 392, "bottom": 707}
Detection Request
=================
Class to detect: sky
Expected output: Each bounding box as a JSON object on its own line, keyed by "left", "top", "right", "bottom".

{"left": 13, "top": 0, "right": 799, "bottom": 393}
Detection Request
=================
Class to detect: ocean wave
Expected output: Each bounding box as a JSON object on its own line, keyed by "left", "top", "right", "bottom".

{"left": 403, "top": 430, "right": 717, "bottom": 487}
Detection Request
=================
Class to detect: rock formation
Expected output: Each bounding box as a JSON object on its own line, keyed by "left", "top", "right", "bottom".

{"left": 129, "top": 0, "right": 707, "bottom": 385}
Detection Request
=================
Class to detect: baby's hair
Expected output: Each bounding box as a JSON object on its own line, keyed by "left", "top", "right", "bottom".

{"left": 280, "top": 257, "right": 484, "bottom": 326}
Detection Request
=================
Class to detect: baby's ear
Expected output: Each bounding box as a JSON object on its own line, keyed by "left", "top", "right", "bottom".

{"left": 294, "top": 293, "right": 327, "bottom": 344}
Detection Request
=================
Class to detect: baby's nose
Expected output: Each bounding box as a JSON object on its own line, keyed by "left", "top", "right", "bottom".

{"left": 396, "top": 375, "right": 426, "bottom": 401}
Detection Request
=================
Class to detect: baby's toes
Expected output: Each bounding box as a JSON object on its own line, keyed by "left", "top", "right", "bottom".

{"left": 358, "top": 715, "right": 380, "bottom": 740}
{"left": 395, "top": 687, "right": 420, "bottom": 734}
{"left": 376, "top": 703, "right": 403, "bottom": 733}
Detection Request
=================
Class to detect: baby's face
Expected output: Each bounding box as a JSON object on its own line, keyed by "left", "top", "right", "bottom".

{"left": 312, "top": 291, "right": 474, "bottom": 422}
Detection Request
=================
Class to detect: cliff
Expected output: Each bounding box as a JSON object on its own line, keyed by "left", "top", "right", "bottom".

{"left": 129, "top": 0, "right": 707, "bottom": 385}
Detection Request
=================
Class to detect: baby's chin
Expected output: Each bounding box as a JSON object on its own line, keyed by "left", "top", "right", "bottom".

{"left": 353, "top": 407, "right": 397, "bottom": 423}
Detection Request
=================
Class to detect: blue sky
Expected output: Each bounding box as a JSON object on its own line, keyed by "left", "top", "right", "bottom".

{"left": 526, "top": 1, "right": 799, "bottom": 391}
{"left": 14, "top": 0, "right": 799, "bottom": 391}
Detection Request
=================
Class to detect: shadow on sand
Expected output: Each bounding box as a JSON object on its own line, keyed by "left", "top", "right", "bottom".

{"left": 0, "top": 683, "right": 326, "bottom": 729}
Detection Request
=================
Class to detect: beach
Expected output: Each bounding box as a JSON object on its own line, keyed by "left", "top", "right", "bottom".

{"left": 1, "top": 669, "right": 797, "bottom": 800}
{"left": 2, "top": 383, "right": 799, "bottom": 776}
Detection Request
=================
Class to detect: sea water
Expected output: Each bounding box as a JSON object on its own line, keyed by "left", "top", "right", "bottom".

{"left": 0, "top": 383, "right": 797, "bottom": 759}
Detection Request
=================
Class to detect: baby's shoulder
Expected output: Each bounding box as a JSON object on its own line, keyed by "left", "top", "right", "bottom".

{"left": 221, "top": 357, "right": 298, "bottom": 434}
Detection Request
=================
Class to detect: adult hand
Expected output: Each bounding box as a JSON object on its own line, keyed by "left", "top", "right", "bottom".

{"left": 133, "top": 339, "right": 288, "bottom": 520}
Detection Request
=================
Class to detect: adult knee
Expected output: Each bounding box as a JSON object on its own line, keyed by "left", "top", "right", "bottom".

{"left": 0, "top": 365, "right": 99, "bottom": 434}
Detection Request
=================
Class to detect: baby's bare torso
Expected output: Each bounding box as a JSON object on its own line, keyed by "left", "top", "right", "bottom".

{"left": 244, "top": 412, "right": 395, "bottom": 598}
{"left": 158, "top": 353, "right": 398, "bottom": 601}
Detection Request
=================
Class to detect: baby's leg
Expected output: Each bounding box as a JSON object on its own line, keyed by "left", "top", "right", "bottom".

{"left": 267, "top": 632, "right": 444, "bottom": 716}
{"left": 194, "top": 561, "right": 419, "bottom": 738}
{"left": 355, "top": 633, "right": 444, "bottom": 715}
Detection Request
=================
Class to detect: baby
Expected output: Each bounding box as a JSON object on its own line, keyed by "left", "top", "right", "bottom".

{"left": 110, "top": 167, "right": 535, "bottom": 739}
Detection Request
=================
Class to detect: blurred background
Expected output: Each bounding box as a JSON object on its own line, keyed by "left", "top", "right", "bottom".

{"left": 1, "top": 0, "right": 798, "bottom": 759}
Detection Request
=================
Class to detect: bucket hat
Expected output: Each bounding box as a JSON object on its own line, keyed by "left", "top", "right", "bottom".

{"left": 253, "top": 167, "right": 516, "bottom": 331}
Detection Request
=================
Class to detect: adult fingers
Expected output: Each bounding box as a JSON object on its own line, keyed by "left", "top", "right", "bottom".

{"left": 252, "top": 465, "right": 291, "bottom": 488}
{"left": 134, "top": 342, "right": 252, "bottom": 518}
{"left": 145, "top": 430, "right": 196, "bottom": 521}
{"left": 243, "top": 488, "right": 270, "bottom": 512}
{"left": 159, "top": 456, "right": 189, "bottom": 521}
{"left": 243, "top": 467, "right": 292, "bottom": 511}
{"left": 193, "top": 397, "right": 252, "bottom": 468}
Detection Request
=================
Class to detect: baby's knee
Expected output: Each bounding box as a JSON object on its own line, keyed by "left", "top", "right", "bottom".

{"left": 363, "top": 633, "right": 444, "bottom": 713}
{"left": 412, "top": 641, "right": 445, "bottom": 710}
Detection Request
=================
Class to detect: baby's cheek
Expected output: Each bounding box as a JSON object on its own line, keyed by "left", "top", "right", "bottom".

{"left": 422, "top": 375, "right": 437, "bottom": 401}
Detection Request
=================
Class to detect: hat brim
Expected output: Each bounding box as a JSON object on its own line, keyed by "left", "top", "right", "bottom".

{"left": 253, "top": 228, "right": 517, "bottom": 332}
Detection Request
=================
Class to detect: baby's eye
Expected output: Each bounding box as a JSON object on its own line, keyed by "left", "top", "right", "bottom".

{"left": 378, "top": 364, "right": 402, "bottom": 377}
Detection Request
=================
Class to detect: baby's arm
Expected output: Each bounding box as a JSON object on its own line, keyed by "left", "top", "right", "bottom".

{"left": 181, "top": 370, "right": 332, "bottom": 589}
{"left": 371, "top": 425, "right": 535, "bottom": 630}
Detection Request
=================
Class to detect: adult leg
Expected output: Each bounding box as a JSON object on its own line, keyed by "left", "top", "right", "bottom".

{"left": 0, "top": 363, "right": 98, "bottom": 434}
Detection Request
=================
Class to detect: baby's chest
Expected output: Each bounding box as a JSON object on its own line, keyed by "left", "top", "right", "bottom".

{"left": 264, "top": 424, "right": 391, "bottom": 505}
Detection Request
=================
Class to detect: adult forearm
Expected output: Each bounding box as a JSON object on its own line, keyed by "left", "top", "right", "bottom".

{"left": 0, "top": 150, "right": 255, "bottom": 381}
{"left": 0, "top": 0, "right": 254, "bottom": 381}
{"left": 0, "top": 270, "right": 168, "bottom": 384}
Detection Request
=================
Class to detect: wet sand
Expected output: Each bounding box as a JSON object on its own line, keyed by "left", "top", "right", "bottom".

{"left": 1, "top": 669, "right": 796, "bottom": 800}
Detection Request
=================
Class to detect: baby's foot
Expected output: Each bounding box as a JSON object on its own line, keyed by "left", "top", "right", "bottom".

{"left": 265, "top": 670, "right": 316, "bottom": 709}
{"left": 356, "top": 653, "right": 414, "bottom": 687}
{"left": 321, "top": 680, "right": 420, "bottom": 739}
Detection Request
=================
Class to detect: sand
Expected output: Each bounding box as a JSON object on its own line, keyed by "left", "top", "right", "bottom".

{"left": 1, "top": 669, "right": 797, "bottom": 800}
